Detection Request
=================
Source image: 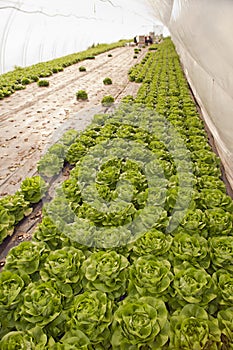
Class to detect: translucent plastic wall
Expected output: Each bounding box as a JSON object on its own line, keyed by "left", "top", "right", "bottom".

{"left": 0, "top": 0, "right": 156, "bottom": 73}
{"left": 148, "top": 0, "right": 233, "bottom": 189}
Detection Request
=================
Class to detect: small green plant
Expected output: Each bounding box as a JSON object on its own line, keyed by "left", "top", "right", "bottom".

{"left": 52, "top": 67, "right": 59, "bottom": 73}
{"left": 86, "top": 56, "right": 95, "bottom": 60}
{"left": 133, "top": 55, "right": 138, "bottom": 59}
{"left": 37, "top": 153, "right": 64, "bottom": 178}
{"left": 39, "top": 71, "right": 53, "bottom": 78}
{"left": 108, "top": 54, "right": 113, "bottom": 57}
{"left": 37, "top": 80, "right": 49, "bottom": 87}
{"left": 20, "top": 176, "right": 47, "bottom": 203}
{"left": 103, "top": 77, "right": 112, "bottom": 85}
{"left": 79, "top": 66, "right": 86, "bottom": 72}
{"left": 121, "top": 95, "right": 134, "bottom": 103}
{"left": 101, "top": 95, "right": 115, "bottom": 107}
{"left": 21, "top": 77, "right": 31, "bottom": 85}
{"left": 14, "top": 65, "right": 23, "bottom": 70}
{"left": 76, "top": 90, "right": 88, "bottom": 101}
{"left": 30, "top": 75, "right": 39, "bottom": 82}
{"left": 14, "top": 84, "right": 25, "bottom": 91}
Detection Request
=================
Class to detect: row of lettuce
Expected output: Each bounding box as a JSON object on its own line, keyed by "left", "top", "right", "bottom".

{"left": 0, "top": 40, "right": 128, "bottom": 100}
{"left": 0, "top": 37, "right": 233, "bottom": 349}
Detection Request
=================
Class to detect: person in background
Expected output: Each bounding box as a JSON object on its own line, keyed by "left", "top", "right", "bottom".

{"left": 134, "top": 36, "right": 138, "bottom": 45}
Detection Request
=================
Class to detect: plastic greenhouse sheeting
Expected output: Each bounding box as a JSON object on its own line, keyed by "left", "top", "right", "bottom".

{"left": 147, "top": 0, "right": 233, "bottom": 189}
{"left": 0, "top": 0, "right": 156, "bottom": 74}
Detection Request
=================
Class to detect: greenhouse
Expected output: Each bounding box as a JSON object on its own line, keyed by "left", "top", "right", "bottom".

{"left": 0, "top": 0, "right": 233, "bottom": 348}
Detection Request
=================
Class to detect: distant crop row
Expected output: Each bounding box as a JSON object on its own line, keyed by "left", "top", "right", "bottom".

{"left": 0, "top": 40, "right": 128, "bottom": 100}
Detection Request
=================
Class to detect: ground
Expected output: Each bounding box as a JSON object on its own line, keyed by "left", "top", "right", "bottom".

{"left": 0, "top": 45, "right": 146, "bottom": 196}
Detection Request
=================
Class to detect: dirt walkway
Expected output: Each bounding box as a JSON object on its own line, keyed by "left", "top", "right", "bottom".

{"left": 0, "top": 46, "right": 146, "bottom": 196}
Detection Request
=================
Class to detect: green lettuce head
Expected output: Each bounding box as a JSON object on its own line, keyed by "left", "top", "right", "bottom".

{"left": 82, "top": 250, "right": 129, "bottom": 299}
{"left": 20, "top": 176, "right": 47, "bottom": 203}
{"left": 194, "top": 159, "right": 221, "bottom": 177}
{"left": 131, "top": 229, "right": 173, "bottom": 260}
{"left": 205, "top": 208, "right": 233, "bottom": 236}
{"left": 18, "top": 281, "right": 62, "bottom": 329}
{"left": 0, "top": 192, "right": 32, "bottom": 224}
{"left": 0, "top": 204, "right": 15, "bottom": 244}
{"left": 213, "top": 269, "right": 233, "bottom": 307}
{"left": 58, "top": 129, "right": 78, "bottom": 146}
{"left": 4, "top": 241, "right": 47, "bottom": 275}
{"left": 170, "top": 263, "right": 217, "bottom": 310}
{"left": 111, "top": 296, "right": 169, "bottom": 349}
{"left": 169, "top": 304, "right": 221, "bottom": 350}
{"left": 65, "top": 140, "right": 87, "bottom": 164}
{"left": 217, "top": 307, "right": 233, "bottom": 349}
{"left": 197, "top": 189, "right": 233, "bottom": 212}
{"left": 0, "top": 327, "right": 47, "bottom": 350}
{"left": 93, "top": 226, "right": 131, "bottom": 251}
{"left": 128, "top": 255, "right": 173, "bottom": 300}
{"left": 50, "top": 330, "right": 91, "bottom": 350}
{"left": 66, "top": 290, "right": 113, "bottom": 346}
{"left": 209, "top": 236, "right": 233, "bottom": 272}
{"left": 0, "top": 271, "right": 26, "bottom": 328}
{"left": 170, "top": 232, "right": 210, "bottom": 269}
{"left": 40, "top": 246, "right": 85, "bottom": 297}
{"left": 169, "top": 208, "right": 207, "bottom": 236}
{"left": 197, "top": 175, "right": 226, "bottom": 193}
{"left": 61, "top": 177, "right": 82, "bottom": 204}
{"left": 32, "top": 215, "right": 68, "bottom": 250}
{"left": 37, "top": 153, "right": 64, "bottom": 178}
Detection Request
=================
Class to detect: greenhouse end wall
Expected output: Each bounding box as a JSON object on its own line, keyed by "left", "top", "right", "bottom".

{"left": 148, "top": 0, "right": 233, "bottom": 189}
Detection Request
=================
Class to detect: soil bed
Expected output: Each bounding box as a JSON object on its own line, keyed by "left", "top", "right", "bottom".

{"left": 0, "top": 45, "right": 146, "bottom": 196}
